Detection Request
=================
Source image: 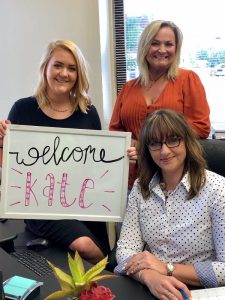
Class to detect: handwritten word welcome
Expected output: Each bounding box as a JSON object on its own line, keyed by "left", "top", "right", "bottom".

{"left": 9, "top": 136, "right": 124, "bottom": 166}
{"left": 1, "top": 125, "right": 130, "bottom": 221}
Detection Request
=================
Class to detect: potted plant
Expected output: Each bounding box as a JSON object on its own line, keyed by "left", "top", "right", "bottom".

{"left": 44, "top": 251, "right": 117, "bottom": 300}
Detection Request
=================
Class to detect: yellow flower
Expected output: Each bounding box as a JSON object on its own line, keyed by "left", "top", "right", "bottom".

{"left": 44, "top": 251, "right": 117, "bottom": 299}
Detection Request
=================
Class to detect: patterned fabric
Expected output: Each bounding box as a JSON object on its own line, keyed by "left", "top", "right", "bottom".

{"left": 109, "top": 69, "right": 210, "bottom": 189}
{"left": 115, "top": 170, "right": 225, "bottom": 287}
{"left": 109, "top": 69, "right": 210, "bottom": 140}
{"left": 195, "top": 261, "right": 218, "bottom": 288}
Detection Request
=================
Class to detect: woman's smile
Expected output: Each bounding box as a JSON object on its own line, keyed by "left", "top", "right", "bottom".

{"left": 160, "top": 156, "right": 174, "bottom": 164}
{"left": 46, "top": 47, "right": 78, "bottom": 99}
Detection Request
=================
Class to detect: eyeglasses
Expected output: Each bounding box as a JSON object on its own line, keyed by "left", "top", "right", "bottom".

{"left": 147, "top": 136, "right": 182, "bottom": 151}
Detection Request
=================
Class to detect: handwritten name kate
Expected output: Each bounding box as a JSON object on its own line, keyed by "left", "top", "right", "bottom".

{"left": 9, "top": 136, "right": 124, "bottom": 166}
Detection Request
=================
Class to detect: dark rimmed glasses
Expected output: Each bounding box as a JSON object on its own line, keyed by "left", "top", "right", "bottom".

{"left": 147, "top": 136, "right": 182, "bottom": 151}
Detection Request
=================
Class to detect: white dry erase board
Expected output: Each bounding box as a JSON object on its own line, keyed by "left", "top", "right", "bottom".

{"left": 0, "top": 125, "right": 131, "bottom": 221}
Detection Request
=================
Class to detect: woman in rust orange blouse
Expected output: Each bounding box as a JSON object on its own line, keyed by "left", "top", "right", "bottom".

{"left": 109, "top": 20, "right": 210, "bottom": 190}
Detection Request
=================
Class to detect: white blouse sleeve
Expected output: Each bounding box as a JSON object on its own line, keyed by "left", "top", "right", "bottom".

{"left": 194, "top": 176, "right": 225, "bottom": 287}
{"left": 116, "top": 180, "right": 146, "bottom": 269}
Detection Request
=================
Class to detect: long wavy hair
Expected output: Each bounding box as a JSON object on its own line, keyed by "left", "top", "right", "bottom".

{"left": 137, "top": 109, "right": 207, "bottom": 200}
{"left": 137, "top": 20, "right": 183, "bottom": 87}
{"left": 34, "top": 40, "right": 91, "bottom": 113}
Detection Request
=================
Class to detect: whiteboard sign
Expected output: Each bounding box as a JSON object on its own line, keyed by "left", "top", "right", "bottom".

{"left": 0, "top": 125, "right": 131, "bottom": 221}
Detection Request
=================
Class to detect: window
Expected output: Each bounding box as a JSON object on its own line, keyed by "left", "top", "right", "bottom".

{"left": 114, "top": 0, "right": 225, "bottom": 129}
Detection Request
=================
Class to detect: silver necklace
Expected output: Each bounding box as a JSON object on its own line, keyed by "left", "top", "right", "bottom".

{"left": 148, "top": 72, "right": 166, "bottom": 88}
{"left": 48, "top": 103, "right": 70, "bottom": 113}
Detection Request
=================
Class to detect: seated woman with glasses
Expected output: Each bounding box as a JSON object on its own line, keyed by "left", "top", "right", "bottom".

{"left": 114, "top": 109, "right": 225, "bottom": 300}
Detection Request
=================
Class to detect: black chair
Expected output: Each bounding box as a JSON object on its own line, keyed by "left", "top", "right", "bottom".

{"left": 0, "top": 229, "right": 17, "bottom": 253}
{"left": 200, "top": 139, "right": 225, "bottom": 177}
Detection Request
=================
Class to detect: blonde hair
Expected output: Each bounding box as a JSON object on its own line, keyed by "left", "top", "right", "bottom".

{"left": 34, "top": 40, "right": 91, "bottom": 113}
{"left": 138, "top": 109, "right": 207, "bottom": 200}
{"left": 137, "top": 20, "right": 183, "bottom": 86}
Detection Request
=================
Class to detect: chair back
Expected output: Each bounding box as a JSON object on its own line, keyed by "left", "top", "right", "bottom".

{"left": 200, "top": 139, "right": 225, "bottom": 177}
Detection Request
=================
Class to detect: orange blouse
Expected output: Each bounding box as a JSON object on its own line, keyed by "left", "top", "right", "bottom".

{"left": 109, "top": 68, "right": 210, "bottom": 188}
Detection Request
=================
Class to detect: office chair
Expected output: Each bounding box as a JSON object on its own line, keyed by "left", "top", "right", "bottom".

{"left": 0, "top": 225, "right": 17, "bottom": 253}
{"left": 200, "top": 139, "right": 225, "bottom": 177}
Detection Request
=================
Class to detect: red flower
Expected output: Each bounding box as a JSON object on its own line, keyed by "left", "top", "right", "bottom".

{"left": 79, "top": 283, "right": 115, "bottom": 300}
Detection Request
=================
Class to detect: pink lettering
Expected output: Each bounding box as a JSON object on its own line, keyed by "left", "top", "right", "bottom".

{"left": 25, "top": 172, "right": 38, "bottom": 206}
{"left": 12, "top": 173, "right": 110, "bottom": 211}
{"left": 59, "top": 173, "right": 76, "bottom": 207}
{"left": 79, "top": 178, "right": 94, "bottom": 209}
{"left": 43, "top": 173, "right": 55, "bottom": 206}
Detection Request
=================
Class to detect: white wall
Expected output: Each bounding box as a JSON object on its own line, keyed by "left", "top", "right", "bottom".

{"left": 0, "top": 0, "right": 115, "bottom": 128}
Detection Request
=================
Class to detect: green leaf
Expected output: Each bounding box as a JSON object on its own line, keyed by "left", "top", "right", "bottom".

{"left": 90, "top": 274, "right": 118, "bottom": 283}
{"left": 44, "top": 289, "right": 74, "bottom": 300}
{"left": 83, "top": 256, "right": 108, "bottom": 282}
{"left": 48, "top": 261, "right": 75, "bottom": 290}
{"left": 68, "top": 252, "right": 85, "bottom": 284}
{"left": 45, "top": 252, "right": 116, "bottom": 300}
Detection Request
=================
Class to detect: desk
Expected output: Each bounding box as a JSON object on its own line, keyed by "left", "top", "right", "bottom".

{"left": 0, "top": 219, "right": 156, "bottom": 299}
{"left": 0, "top": 246, "right": 156, "bottom": 300}
{"left": 0, "top": 247, "right": 58, "bottom": 299}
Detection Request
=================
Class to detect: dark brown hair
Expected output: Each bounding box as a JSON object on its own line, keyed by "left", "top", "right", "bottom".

{"left": 137, "top": 109, "right": 207, "bottom": 199}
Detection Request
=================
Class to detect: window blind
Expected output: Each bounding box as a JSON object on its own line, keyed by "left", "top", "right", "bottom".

{"left": 113, "top": 0, "right": 126, "bottom": 95}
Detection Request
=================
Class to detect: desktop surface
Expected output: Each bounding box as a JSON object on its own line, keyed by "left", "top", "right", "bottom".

{"left": 0, "top": 247, "right": 58, "bottom": 299}
{"left": 0, "top": 245, "right": 156, "bottom": 300}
